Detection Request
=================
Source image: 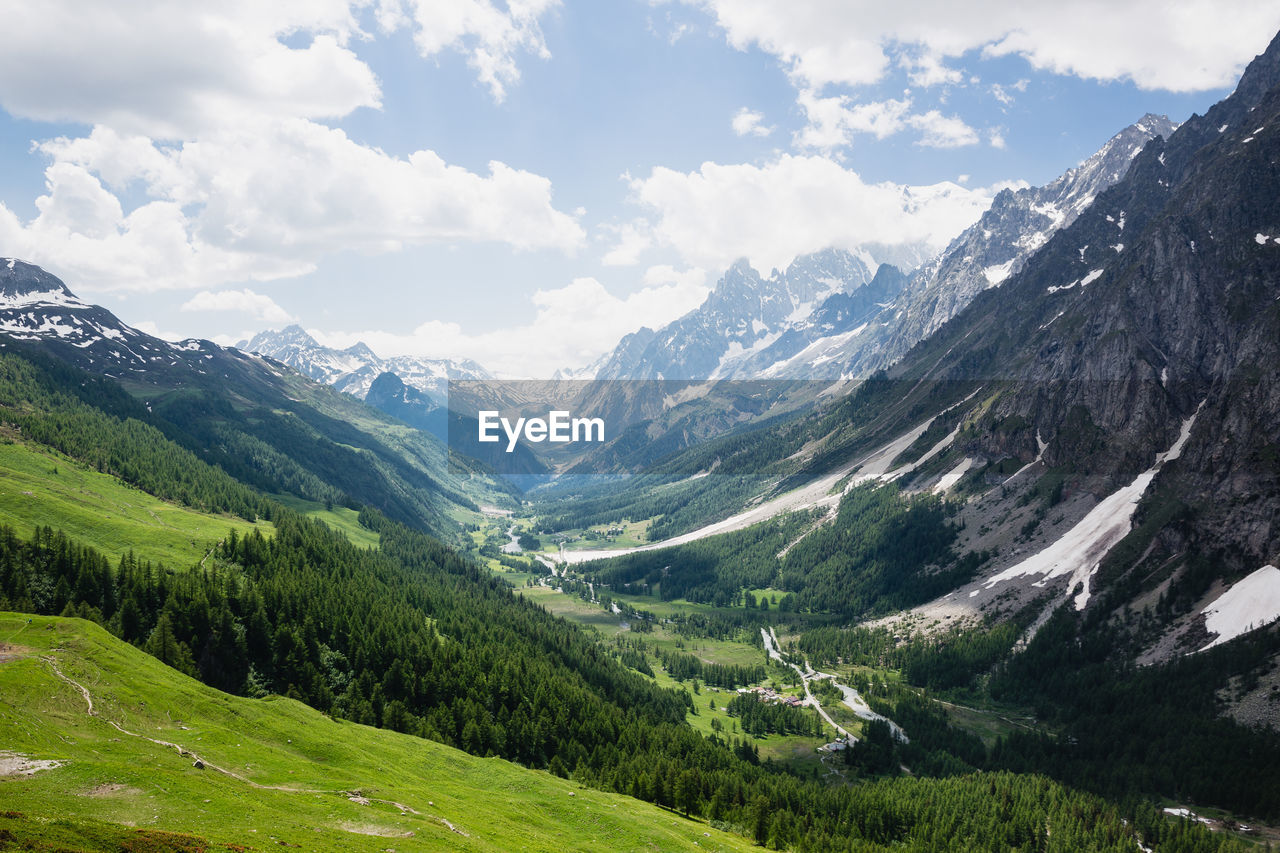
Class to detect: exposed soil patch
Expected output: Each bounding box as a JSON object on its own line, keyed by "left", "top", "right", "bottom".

{"left": 338, "top": 821, "right": 415, "bottom": 837}
{"left": 0, "top": 643, "right": 32, "bottom": 664}
{"left": 83, "top": 782, "right": 143, "bottom": 797}
{"left": 0, "top": 751, "right": 62, "bottom": 776}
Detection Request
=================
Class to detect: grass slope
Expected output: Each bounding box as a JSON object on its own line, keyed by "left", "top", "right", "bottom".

{"left": 0, "top": 438, "right": 269, "bottom": 570}
{"left": 270, "top": 494, "right": 380, "bottom": 550}
{"left": 0, "top": 613, "right": 755, "bottom": 852}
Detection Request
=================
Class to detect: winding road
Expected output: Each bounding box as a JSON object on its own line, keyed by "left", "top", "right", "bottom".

{"left": 760, "top": 627, "right": 908, "bottom": 743}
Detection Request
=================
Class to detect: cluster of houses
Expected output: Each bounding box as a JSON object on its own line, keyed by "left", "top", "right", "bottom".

{"left": 737, "top": 685, "right": 807, "bottom": 708}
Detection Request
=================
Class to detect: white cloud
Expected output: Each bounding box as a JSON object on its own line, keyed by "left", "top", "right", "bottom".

{"left": 731, "top": 107, "right": 773, "bottom": 137}
{"left": 0, "top": 2, "right": 563, "bottom": 132}
{"left": 793, "top": 91, "right": 976, "bottom": 151}
{"left": 311, "top": 269, "right": 710, "bottom": 377}
{"left": 600, "top": 220, "right": 654, "bottom": 266}
{"left": 684, "top": 1, "right": 1280, "bottom": 92}
{"left": 989, "top": 128, "right": 1007, "bottom": 149}
{"left": 0, "top": 3, "right": 581, "bottom": 296}
{"left": 626, "top": 154, "right": 1007, "bottom": 274}
{"left": 990, "top": 78, "right": 1029, "bottom": 107}
{"left": 377, "top": 0, "right": 560, "bottom": 101}
{"left": 907, "top": 111, "right": 980, "bottom": 148}
{"left": 181, "top": 289, "right": 295, "bottom": 324}
{"left": 0, "top": 0, "right": 377, "bottom": 137}
{"left": 794, "top": 92, "right": 911, "bottom": 150}
{"left": 901, "top": 52, "right": 964, "bottom": 88}
{"left": 131, "top": 320, "right": 187, "bottom": 343}
{"left": 0, "top": 122, "right": 584, "bottom": 292}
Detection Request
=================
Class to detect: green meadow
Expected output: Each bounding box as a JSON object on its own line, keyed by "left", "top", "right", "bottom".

{"left": 0, "top": 612, "right": 756, "bottom": 852}
{"left": 0, "top": 439, "right": 269, "bottom": 570}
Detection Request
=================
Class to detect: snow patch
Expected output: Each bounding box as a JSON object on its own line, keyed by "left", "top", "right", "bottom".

{"left": 0, "top": 289, "right": 83, "bottom": 310}
{"left": 1198, "top": 565, "right": 1280, "bottom": 652}
{"left": 982, "top": 404, "right": 1202, "bottom": 610}
{"left": 1037, "top": 311, "right": 1065, "bottom": 331}
{"left": 933, "top": 458, "right": 975, "bottom": 494}
{"left": 983, "top": 260, "right": 1015, "bottom": 286}
{"left": 1081, "top": 268, "right": 1104, "bottom": 286}
{"left": 1256, "top": 233, "right": 1273, "bottom": 245}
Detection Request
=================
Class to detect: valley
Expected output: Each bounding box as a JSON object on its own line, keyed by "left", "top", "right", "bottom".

{"left": 1, "top": 13, "right": 1280, "bottom": 853}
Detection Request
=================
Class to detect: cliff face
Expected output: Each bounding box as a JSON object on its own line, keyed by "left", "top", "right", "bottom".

{"left": 858, "top": 32, "right": 1280, "bottom": 644}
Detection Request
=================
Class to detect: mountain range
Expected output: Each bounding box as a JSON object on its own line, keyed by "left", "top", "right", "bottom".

{"left": 3, "top": 27, "right": 1280, "bottom": 853}
{"left": 547, "top": 31, "right": 1280, "bottom": 670}
{"left": 591, "top": 113, "right": 1177, "bottom": 384}
{"left": 240, "top": 324, "right": 488, "bottom": 400}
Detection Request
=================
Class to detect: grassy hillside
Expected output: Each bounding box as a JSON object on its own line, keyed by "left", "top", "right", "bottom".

{"left": 270, "top": 493, "right": 380, "bottom": 550}
{"left": 0, "top": 612, "right": 754, "bottom": 852}
{"left": 0, "top": 437, "right": 270, "bottom": 569}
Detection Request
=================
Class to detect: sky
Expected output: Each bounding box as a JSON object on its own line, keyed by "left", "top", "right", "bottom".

{"left": 1, "top": 1, "right": 1278, "bottom": 377}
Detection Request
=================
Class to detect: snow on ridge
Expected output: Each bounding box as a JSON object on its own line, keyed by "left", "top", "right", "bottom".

{"left": 1198, "top": 565, "right": 1280, "bottom": 652}
{"left": 0, "top": 289, "right": 84, "bottom": 310}
{"left": 0, "top": 316, "right": 79, "bottom": 338}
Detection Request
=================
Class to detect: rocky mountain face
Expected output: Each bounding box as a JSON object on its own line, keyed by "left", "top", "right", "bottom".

{"left": 241, "top": 325, "right": 488, "bottom": 402}
{"left": 594, "top": 248, "right": 876, "bottom": 380}
{"left": 831, "top": 33, "right": 1280, "bottom": 659}
{"left": 729, "top": 262, "right": 909, "bottom": 378}
{"left": 0, "top": 258, "right": 221, "bottom": 375}
{"left": 571, "top": 32, "right": 1280, "bottom": 667}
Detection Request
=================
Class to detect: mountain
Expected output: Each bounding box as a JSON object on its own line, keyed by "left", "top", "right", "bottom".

{"left": 560, "top": 33, "right": 1280, "bottom": 665}
{"left": 585, "top": 117, "right": 1173, "bottom": 386}
{"left": 595, "top": 248, "right": 877, "bottom": 380}
{"left": 733, "top": 114, "right": 1179, "bottom": 379}
{"left": 522, "top": 39, "right": 1280, "bottom": 828}
{"left": 0, "top": 257, "right": 218, "bottom": 373}
{"left": 241, "top": 324, "right": 489, "bottom": 401}
{"left": 5, "top": 38, "right": 1280, "bottom": 853}
{"left": 0, "top": 261, "right": 512, "bottom": 531}
{"left": 728, "top": 262, "right": 909, "bottom": 378}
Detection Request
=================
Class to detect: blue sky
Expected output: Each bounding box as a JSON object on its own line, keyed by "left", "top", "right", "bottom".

{"left": 1, "top": 1, "right": 1277, "bottom": 375}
